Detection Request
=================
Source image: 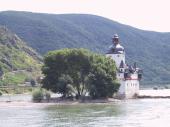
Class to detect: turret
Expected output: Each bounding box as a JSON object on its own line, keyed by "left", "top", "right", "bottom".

{"left": 106, "top": 34, "right": 125, "bottom": 68}
{"left": 119, "top": 60, "right": 125, "bottom": 73}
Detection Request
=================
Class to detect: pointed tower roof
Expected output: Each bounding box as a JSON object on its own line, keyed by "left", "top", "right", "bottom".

{"left": 119, "top": 60, "right": 125, "bottom": 68}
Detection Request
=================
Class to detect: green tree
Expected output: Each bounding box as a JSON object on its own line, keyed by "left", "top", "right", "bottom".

{"left": 42, "top": 48, "right": 119, "bottom": 99}
{"left": 87, "top": 54, "right": 120, "bottom": 98}
{"left": 58, "top": 74, "right": 74, "bottom": 97}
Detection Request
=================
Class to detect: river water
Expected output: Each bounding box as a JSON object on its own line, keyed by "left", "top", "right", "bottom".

{"left": 0, "top": 97, "right": 170, "bottom": 127}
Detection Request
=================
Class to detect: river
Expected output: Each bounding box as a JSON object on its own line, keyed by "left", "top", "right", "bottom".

{"left": 0, "top": 96, "right": 170, "bottom": 127}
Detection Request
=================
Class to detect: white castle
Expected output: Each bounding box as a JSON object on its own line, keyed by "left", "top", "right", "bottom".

{"left": 106, "top": 34, "right": 142, "bottom": 99}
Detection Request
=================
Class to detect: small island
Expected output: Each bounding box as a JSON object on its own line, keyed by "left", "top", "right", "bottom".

{"left": 34, "top": 47, "right": 120, "bottom": 103}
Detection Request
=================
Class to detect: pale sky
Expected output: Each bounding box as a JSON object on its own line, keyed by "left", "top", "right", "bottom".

{"left": 0, "top": 0, "right": 170, "bottom": 32}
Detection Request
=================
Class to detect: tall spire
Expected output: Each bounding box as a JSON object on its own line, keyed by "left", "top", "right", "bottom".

{"left": 119, "top": 60, "right": 125, "bottom": 68}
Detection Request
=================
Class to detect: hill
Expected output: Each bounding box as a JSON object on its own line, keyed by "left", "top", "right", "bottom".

{"left": 0, "top": 26, "right": 42, "bottom": 86}
{"left": 0, "top": 11, "right": 170, "bottom": 85}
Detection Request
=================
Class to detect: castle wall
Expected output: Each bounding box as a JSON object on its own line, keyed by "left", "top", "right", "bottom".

{"left": 124, "top": 79, "right": 139, "bottom": 98}
{"left": 117, "top": 79, "right": 139, "bottom": 99}
{"left": 106, "top": 54, "right": 125, "bottom": 68}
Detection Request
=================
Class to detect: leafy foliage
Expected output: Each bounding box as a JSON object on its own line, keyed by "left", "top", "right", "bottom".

{"left": 86, "top": 56, "right": 120, "bottom": 98}
{"left": 1, "top": 11, "right": 170, "bottom": 84}
{"left": 3, "top": 72, "right": 27, "bottom": 85}
{"left": 32, "top": 88, "right": 51, "bottom": 102}
{"left": 42, "top": 48, "right": 119, "bottom": 98}
{"left": 32, "top": 88, "right": 44, "bottom": 102}
{"left": 58, "top": 74, "right": 74, "bottom": 97}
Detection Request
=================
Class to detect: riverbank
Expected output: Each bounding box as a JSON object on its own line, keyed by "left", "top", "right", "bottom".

{"left": 138, "top": 89, "right": 170, "bottom": 98}
{"left": 0, "top": 93, "right": 122, "bottom": 107}
{"left": 0, "top": 98, "right": 123, "bottom": 108}
{"left": 1, "top": 89, "right": 170, "bottom": 107}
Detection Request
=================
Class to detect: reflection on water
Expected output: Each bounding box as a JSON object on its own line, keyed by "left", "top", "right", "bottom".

{"left": 0, "top": 99, "right": 170, "bottom": 127}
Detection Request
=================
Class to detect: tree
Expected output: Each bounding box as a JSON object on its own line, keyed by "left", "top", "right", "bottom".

{"left": 86, "top": 54, "right": 120, "bottom": 98}
{"left": 42, "top": 48, "right": 119, "bottom": 99}
{"left": 58, "top": 74, "right": 74, "bottom": 97}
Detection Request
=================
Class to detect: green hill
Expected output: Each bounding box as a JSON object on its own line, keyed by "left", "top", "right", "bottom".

{"left": 0, "top": 11, "right": 170, "bottom": 85}
{"left": 0, "top": 26, "right": 42, "bottom": 86}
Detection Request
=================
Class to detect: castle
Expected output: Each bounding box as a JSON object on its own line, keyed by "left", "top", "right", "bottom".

{"left": 106, "top": 34, "right": 142, "bottom": 99}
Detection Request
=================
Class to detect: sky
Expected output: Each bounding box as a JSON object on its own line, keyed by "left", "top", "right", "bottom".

{"left": 0, "top": 0, "right": 170, "bottom": 32}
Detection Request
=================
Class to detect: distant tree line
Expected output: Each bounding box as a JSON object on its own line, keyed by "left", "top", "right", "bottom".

{"left": 42, "top": 48, "right": 119, "bottom": 99}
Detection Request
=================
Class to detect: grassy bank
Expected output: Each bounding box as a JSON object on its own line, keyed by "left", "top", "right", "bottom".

{"left": 0, "top": 86, "right": 37, "bottom": 95}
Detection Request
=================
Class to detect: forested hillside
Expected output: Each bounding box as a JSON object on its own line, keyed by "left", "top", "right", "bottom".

{"left": 0, "top": 11, "right": 170, "bottom": 85}
{"left": 0, "top": 26, "right": 42, "bottom": 85}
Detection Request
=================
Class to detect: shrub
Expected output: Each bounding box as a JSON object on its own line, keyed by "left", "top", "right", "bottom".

{"left": 0, "top": 90, "right": 2, "bottom": 96}
{"left": 32, "top": 88, "right": 51, "bottom": 102}
{"left": 44, "top": 90, "right": 51, "bottom": 102}
{"left": 32, "top": 88, "right": 44, "bottom": 102}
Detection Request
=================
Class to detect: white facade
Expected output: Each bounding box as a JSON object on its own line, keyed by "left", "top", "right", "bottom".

{"left": 106, "top": 54, "right": 140, "bottom": 99}
{"left": 118, "top": 77, "right": 139, "bottom": 99}
{"left": 106, "top": 35, "right": 141, "bottom": 99}
{"left": 106, "top": 53, "right": 125, "bottom": 68}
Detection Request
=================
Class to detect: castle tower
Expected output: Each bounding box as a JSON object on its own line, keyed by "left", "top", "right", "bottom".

{"left": 106, "top": 34, "right": 142, "bottom": 99}
{"left": 106, "top": 34, "right": 125, "bottom": 68}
